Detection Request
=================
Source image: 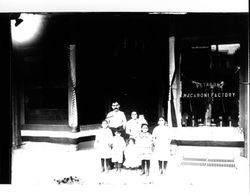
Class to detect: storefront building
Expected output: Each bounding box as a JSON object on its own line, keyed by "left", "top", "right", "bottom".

{"left": 9, "top": 13, "right": 249, "bottom": 156}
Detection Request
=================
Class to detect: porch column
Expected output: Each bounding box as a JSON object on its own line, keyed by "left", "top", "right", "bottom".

{"left": 239, "top": 39, "right": 249, "bottom": 158}
{"left": 168, "top": 36, "right": 182, "bottom": 127}
{"left": 11, "top": 33, "right": 22, "bottom": 148}
{"left": 12, "top": 81, "right": 22, "bottom": 148}
{"left": 68, "top": 44, "right": 79, "bottom": 132}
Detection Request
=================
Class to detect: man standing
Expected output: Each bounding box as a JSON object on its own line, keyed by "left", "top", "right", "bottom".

{"left": 106, "top": 101, "right": 127, "bottom": 138}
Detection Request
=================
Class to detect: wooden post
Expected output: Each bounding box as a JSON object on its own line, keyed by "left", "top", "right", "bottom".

{"left": 11, "top": 33, "right": 22, "bottom": 148}
{"left": 175, "top": 40, "right": 182, "bottom": 127}
{"left": 68, "top": 45, "right": 79, "bottom": 132}
{"left": 239, "top": 39, "right": 249, "bottom": 158}
{"left": 12, "top": 82, "right": 22, "bottom": 148}
{"left": 168, "top": 36, "right": 182, "bottom": 127}
{"left": 167, "top": 37, "right": 174, "bottom": 127}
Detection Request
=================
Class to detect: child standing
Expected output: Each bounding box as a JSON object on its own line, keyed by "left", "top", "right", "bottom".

{"left": 94, "top": 120, "right": 113, "bottom": 173}
{"left": 111, "top": 130, "right": 126, "bottom": 173}
{"left": 136, "top": 123, "right": 153, "bottom": 176}
{"left": 123, "top": 138, "right": 141, "bottom": 170}
{"left": 126, "top": 111, "right": 141, "bottom": 140}
{"left": 152, "top": 117, "right": 172, "bottom": 175}
{"left": 138, "top": 114, "right": 148, "bottom": 127}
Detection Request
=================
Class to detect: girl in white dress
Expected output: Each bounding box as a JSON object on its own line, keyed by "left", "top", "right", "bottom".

{"left": 123, "top": 138, "right": 141, "bottom": 169}
{"left": 136, "top": 123, "right": 153, "bottom": 176}
{"left": 111, "top": 130, "right": 126, "bottom": 172}
{"left": 94, "top": 120, "right": 113, "bottom": 173}
{"left": 152, "top": 117, "right": 172, "bottom": 175}
{"left": 126, "top": 111, "right": 141, "bottom": 140}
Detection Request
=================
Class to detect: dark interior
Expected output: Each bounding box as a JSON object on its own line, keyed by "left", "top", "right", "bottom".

{"left": 75, "top": 14, "right": 169, "bottom": 124}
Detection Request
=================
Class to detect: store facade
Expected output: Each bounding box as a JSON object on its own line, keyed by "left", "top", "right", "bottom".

{"left": 10, "top": 13, "right": 249, "bottom": 156}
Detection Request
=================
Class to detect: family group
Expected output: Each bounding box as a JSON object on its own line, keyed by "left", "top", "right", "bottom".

{"left": 94, "top": 101, "right": 175, "bottom": 176}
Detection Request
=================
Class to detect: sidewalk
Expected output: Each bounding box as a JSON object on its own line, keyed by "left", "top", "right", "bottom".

{"left": 10, "top": 141, "right": 249, "bottom": 195}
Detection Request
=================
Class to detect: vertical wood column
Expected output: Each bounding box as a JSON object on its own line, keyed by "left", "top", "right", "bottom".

{"left": 167, "top": 36, "right": 175, "bottom": 127}
{"left": 11, "top": 80, "right": 22, "bottom": 148}
{"left": 168, "top": 36, "right": 182, "bottom": 127}
{"left": 167, "top": 16, "right": 182, "bottom": 127}
{"left": 175, "top": 39, "right": 182, "bottom": 127}
{"left": 68, "top": 45, "right": 79, "bottom": 132}
{"left": 239, "top": 39, "right": 249, "bottom": 158}
{"left": 11, "top": 23, "right": 22, "bottom": 148}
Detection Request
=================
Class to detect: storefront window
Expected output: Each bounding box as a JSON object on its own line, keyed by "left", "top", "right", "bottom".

{"left": 181, "top": 43, "right": 240, "bottom": 127}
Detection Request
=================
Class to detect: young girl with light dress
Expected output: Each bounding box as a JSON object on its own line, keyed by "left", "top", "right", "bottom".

{"left": 138, "top": 114, "right": 148, "bottom": 127}
{"left": 94, "top": 120, "right": 113, "bottom": 173}
{"left": 123, "top": 138, "right": 141, "bottom": 170}
{"left": 126, "top": 111, "right": 141, "bottom": 140}
{"left": 152, "top": 117, "right": 173, "bottom": 175}
{"left": 136, "top": 123, "right": 153, "bottom": 176}
{"left": 111, "top": 130, "right": 126, "bottom": 173}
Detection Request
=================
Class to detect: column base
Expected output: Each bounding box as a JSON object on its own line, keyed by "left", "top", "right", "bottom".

{"left": 71, "top": 127, "right": 79, "bottom": 133}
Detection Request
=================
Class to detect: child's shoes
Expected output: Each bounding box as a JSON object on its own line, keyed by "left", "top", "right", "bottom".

{"left": 140, "top": 170, "right": 145, "bottom": 175}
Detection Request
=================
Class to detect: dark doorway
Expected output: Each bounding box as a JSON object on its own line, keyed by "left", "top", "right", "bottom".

{"left": 76, "top": 14, "right": 169, "bottom": 125}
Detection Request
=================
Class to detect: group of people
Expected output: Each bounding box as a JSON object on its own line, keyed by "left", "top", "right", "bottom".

{"left": 94, "top": 101, "right": 174, "bottom": 176}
